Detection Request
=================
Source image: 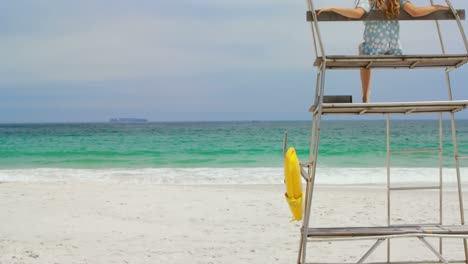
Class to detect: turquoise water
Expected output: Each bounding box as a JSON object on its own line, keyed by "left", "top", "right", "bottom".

{"left": 1, "top": 120, "right": 468, "bottom": 169}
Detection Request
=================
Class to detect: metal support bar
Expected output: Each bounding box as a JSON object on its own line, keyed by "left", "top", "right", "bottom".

{"left": 449, "top": 111, "right": 468, "bottom": 264}
{"left": 445, "top": 67, "right": 456, "bottom": 73}
{"left": 444, "top": 0, "right": 468, "bottom": 53}
{"left": 302, "top": 70, "right": 322, "bottom": 262}
{"left": 418, "top": 237, "right": 449, "bottom": 264}
{"left": 436, "top": 1, "right": 468, "bottom": 260}
{"left": 313, "top": 64, "right": 322, "bottom": 107}
{"left": 300, "top": 166, "right": 309, "bottom": 182}
{"left": 308, "top": 10, "right": 318, "bottom": 59}
{"left": 439, "top": 113, "right": 444, "bottom": 254}
{"left": 283, "top": 131, "right": 288, "bottom": 157}
{"left": 430, "top": 0, "right": 447, "bottom": 56}
{"left": 447, "top": 67, "right": 456, "bottom": 73}
{"left": 299, "top": 53, "right": 327, "bottom": 264}
{"left": 306, "top": 0, "right": 326, "bottom": 57}
{"left": 446, "top": 70, "right": 454, "bottom": 101}
{"left": 298, "top": 162, "right": 311, "bottom": 262}
{"left": 456, "top": 60, "right": 467, "bottom": 68}
{"left": 357, "top": 239, "right": 385, "bottom": 264}
{"left": 386, "top": 114, "right": 391, "bottom": 263}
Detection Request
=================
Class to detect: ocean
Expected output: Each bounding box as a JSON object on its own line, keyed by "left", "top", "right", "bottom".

{"left": 1, "top": 120, "right": 468, "bottom": 184}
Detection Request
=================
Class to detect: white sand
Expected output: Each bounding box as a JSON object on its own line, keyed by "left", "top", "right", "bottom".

{"left": 1, "top": 182, "right": 467, "bottom": 263}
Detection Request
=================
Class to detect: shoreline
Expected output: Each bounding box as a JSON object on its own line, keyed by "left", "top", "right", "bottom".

{"left": 1, "top": 167, "right": 467, "bottom": 186}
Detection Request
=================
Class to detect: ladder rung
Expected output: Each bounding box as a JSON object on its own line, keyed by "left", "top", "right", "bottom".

{"left": 390, "top": 149, "right": 440, "bottom": 154}
{"left": 390, "top": 186, "right": 440, "bottom": 191}
{"left": 457, "top": 155, "right": 468, "bottom": 160}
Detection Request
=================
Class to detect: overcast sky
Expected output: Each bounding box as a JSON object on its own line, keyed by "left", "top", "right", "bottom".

{"left": 2, "top": 0, "right": 468, "bottom": 122}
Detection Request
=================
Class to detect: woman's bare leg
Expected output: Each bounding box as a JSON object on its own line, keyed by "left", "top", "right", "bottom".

{"left": 359, "top": 44, "right": 371, "bottom": 103}
{"left": 360, "top": 69, "right": 371, "bottom": 103}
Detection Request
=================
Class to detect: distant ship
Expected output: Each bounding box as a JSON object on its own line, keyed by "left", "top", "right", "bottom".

{"left": 109, "top": 118, "right": 148, "bottom": 123}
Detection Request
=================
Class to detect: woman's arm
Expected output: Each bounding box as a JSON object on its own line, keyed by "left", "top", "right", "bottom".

{"left": 403, "top": 2, "right": 449, "bottom": 17}
{"left": 317, "top": 7, "right": 366, "bottom": 19}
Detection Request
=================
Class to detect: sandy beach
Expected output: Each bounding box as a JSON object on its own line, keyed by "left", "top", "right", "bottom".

{"left": 1, "top": 181, "right": 468, "bottom": 264}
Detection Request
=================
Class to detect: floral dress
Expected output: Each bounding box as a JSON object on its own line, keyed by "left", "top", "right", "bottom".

{"left": 355, "top": 0, "right": 409, "bottom": 55}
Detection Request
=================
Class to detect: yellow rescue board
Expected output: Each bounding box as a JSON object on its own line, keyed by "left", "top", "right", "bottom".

{"left": 284, "top": 147, "right": 303, "bottom": 221}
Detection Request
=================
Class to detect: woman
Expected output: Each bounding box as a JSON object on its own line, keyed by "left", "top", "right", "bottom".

{"left": 318, "top": 0, "right": 449, "bottom": 103}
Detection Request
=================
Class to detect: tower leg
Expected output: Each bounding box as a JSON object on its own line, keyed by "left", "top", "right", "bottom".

{"left": 298, "top": 112, "right": 320, "bottom": 264}
{"left": 298, "top": 63, "right": 326, "bottom": 264}
{"left": 439, "top": 113, "right": 444, "bottom": 255}
{"left": 449, "top": 111, "right": 468, "bottom": 264}
{"left": 386, "top": 114, "right": 392, "bottom": 263}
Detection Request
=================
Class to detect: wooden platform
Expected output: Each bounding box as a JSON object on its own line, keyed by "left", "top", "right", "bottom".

{"left": 307, "top": 225, "right": 468, "bottom": 238}
{"left": 310, "top": 100, "right": 468, "bottom": 115}
{"left": 307, "top": 9, "right": 465, "bottom": 22}
{"left": 314, "top": 54, "right": 468, "bottom": 70}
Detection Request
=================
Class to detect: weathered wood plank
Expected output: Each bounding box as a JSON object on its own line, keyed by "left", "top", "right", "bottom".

{"left": 306, "top": 9, "right": 465, "bottom": 22}
{"left": 309, "top": 100, "right": 468, "bottom": 115}
{"left": 314, "top": 54, "right": 468, "bottom": 70}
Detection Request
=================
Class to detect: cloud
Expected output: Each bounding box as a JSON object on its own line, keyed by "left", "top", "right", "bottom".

{"left": 0, "top": 1, "right": 315, "bottom": 83}
{"left": 2, "top": 0, "right": 468, "bottom": 83}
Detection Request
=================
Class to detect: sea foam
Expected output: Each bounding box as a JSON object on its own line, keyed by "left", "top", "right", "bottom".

{"left": 0, "top": 167, "right": 467, "bottom": 185}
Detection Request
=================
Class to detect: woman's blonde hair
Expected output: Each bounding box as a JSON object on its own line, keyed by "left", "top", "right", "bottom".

{"left": 373, "top": 0, "right": 400, "bottom": 19}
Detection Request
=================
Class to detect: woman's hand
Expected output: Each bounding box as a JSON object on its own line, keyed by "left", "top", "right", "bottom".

{"left": 317, "top": 7, "right": 365, "bottom": 19}
{"left": 404, "top": 3, "right": 450, "bottom": 17}
{"left": 434, "top": 5, "right": 449, "bottom": 11}
{"left": 317, "top": 7, "right": 335, "bottom": 15}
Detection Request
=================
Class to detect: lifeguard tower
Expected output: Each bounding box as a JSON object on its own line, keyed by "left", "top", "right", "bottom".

{"left": 287, "top": 0, "right": 468, "bottom": 263}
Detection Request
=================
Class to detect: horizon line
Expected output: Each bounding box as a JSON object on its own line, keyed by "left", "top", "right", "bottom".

{"left": 2, "top": 118, "right": 468, "bottom": 125}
